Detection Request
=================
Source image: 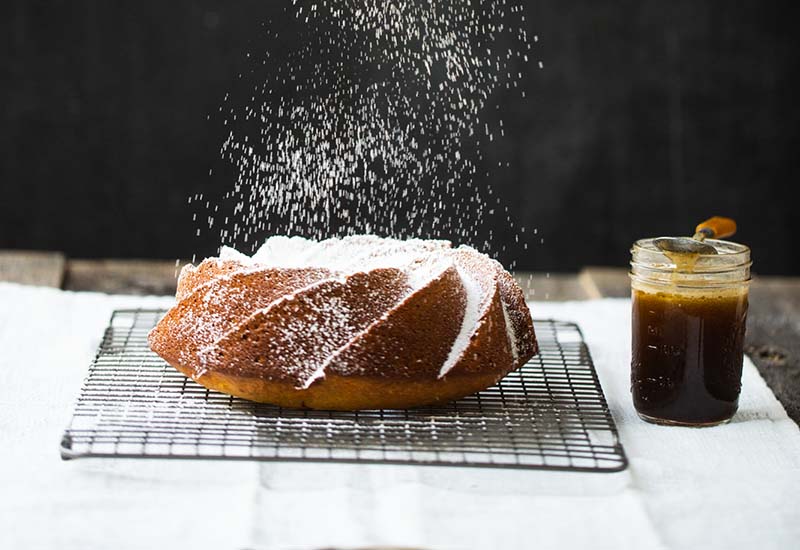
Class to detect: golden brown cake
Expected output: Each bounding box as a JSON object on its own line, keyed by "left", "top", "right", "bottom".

{"left": 148, "top": 236, "right": 537, "bottom": 410}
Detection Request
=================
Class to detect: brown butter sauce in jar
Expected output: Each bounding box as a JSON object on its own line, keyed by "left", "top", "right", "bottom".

{"left": 630, "top": 239, "right": 751, "bottom": 426}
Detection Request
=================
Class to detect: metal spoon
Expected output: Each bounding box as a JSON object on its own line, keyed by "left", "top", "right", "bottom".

{"left": 654, "top": 216, "right": 737, "bottom": 256}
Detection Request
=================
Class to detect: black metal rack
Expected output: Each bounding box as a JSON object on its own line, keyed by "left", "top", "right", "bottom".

{"left": 61, "top": 310, "right": 627, "bottom": 472}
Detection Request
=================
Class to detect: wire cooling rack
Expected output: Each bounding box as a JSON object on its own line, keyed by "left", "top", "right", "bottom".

{"left": 60, "top": 310, "right": 627, "bottom": 472}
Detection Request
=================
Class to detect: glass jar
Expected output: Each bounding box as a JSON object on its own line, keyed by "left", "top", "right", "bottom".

{"left": 630, "top": 238, "right": 751, "bottom": 426}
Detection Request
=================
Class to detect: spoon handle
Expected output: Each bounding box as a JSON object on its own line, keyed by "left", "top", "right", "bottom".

{"left": 694, "top": 216, "right": 737, "bottom": 241}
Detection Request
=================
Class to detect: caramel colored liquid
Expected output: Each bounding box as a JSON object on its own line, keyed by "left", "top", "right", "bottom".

{"left": 631, "top": 288, "right": 748, "bottom": 425}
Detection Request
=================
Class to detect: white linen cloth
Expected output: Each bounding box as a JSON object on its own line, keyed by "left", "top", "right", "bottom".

{"left": 0, "top": 282, "right": 798, "bottom": 550}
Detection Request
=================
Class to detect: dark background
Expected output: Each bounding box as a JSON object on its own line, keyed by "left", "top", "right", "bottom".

{"left": 2, "top": 1, "right": 798, "bottom": 274}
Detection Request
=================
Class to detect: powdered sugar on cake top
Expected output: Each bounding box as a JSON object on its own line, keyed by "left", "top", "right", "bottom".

{"left": 224, "top": 235, "right": 459, "bottom": 289}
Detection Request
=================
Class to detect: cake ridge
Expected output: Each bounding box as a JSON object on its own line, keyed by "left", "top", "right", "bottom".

{"left": 438, "top": 265, "right": 485, "bottom": 378}
{"left": 501, "top": 301, "right": 520, "bottom": 362}
{"left": 320, "top": 262, "right": 467, "bottom": 381}
{"left": 194, "top": 276, "right": 340, "bottom": 379}
{"left": 303, "top": 258, "right": 458, "bottom": 388}
{"left": 194, "top": 267, "right": 412, "bottom": 386}
{"left": 153, "top": 265, "right": 335, "bottom": 368}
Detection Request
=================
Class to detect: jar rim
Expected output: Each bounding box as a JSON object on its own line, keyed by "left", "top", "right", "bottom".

{"left": 631, "top": 237, "right": 751, "bottom": 275}
{"left": 632, "top": 237, "right": 749, "bottom": 256}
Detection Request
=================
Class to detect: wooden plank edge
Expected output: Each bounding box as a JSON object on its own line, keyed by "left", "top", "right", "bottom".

{"left": 0, "top": 250, "right": 66, "bottom": 288}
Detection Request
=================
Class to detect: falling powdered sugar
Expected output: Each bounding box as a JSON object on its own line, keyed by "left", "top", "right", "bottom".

{"left": 192, "top": 0, "right": 535, "bottom": 261}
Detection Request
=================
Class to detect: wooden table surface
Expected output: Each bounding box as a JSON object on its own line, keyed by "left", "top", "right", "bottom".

{"left": 3, "top": 249, "right": 799, "bottom": 424}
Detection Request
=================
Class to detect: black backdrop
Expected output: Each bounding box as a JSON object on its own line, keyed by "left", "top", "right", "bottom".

{"left": 2, "top": 1, "right": 798, "bottom": 274}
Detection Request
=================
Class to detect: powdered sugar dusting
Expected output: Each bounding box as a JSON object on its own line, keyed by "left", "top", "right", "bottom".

{"left": 218, "top": 246, "right": 254, "bottom": 263}
{"left": 439, "top": 265, "right": 483, "bottom": 378}
{"left": 501, "top": 300, "right": 519, "bottom": 362}
{"left": 212, "top": 235, "right": 511, "bottom": 381}
{"left": 150, "top": 235, "right": 535, "bottom": 395}
{"left": 303, "top": 255, "right": 455, "bottom": 387}
{"left": 233, "top": 234, "right": 458, "bottom": 289}
{"left": 252, "top": 234, "right": 447, "bottom": 268}
{"left": 189, "top": 1, "right": 537, "bottom": 268}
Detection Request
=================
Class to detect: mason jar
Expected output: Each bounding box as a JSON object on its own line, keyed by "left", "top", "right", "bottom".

{"left": 630, "top": 238, "right": 751, "bottom": 426}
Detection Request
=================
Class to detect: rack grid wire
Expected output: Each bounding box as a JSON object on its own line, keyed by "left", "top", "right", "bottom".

{"left": 60, "top": 309, "right": 628, "bottom": 472}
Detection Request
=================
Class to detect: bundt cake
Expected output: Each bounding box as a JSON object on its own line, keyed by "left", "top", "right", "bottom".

{"left": 148, "top": 236, "right": 537, "bottom": 410}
